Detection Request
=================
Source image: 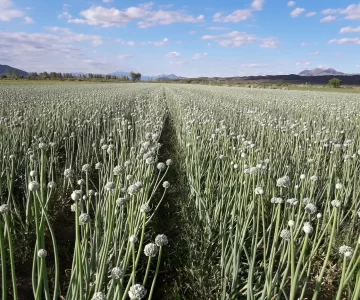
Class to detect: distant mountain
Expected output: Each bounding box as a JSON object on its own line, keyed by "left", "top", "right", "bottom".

{"left": 299, "top": 68, "right": 345, "bottom": 76}
{"left": 110, "top": 71, "right": 183, "bottom": 81}
{"left": 0, "top": 64, "right": 28, "bottom": 76}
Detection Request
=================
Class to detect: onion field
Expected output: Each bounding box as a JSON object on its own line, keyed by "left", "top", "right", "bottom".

{"left": 0, "top": 83, "right": 359, "bottom": 299}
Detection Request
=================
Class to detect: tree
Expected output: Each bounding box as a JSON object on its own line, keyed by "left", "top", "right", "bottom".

{"left": 5, "top": 68, "right": 11, "bottom": 77}
{"left": 130, "top": 71, "right": 141, "bottom": 82}
{"left": 12, "top": 69, "right": 19, "bottom": 78}
{"left": 328, "top": 78, "right": 342, "bottom": 88}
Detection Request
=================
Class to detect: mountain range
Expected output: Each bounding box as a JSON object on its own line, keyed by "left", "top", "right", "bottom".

{"left": 298, "top": 68, "right": 345, "bottom": 76}
{"left": 0, "top": 64, "right": 28, "bottom": 76}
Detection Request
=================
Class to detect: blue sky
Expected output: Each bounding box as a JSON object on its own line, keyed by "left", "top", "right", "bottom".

{"left": 1, "top": 0, "right": 360, "bottom": 77}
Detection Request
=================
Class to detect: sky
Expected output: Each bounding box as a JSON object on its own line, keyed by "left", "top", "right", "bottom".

{"left": 1, "top": 0, "right": 360, "bottom": 77}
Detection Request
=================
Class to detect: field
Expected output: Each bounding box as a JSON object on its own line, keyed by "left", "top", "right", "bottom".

{"left": 0, "top": 83, "right": 359, "bottom": 300}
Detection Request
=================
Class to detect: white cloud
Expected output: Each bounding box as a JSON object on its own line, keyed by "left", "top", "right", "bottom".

{"left": 291, "top": 8, "right": 305, "bottom": 18}
{"left": 213, "top": 9, "right": 252, "bottom": 23}
{"left": 0, "top": 30, "right": 109, "bottom": 73}
{"left": 320, "top": 15, "right": 336, "bottom": 22}
{"left": 201, "top": 31, "right": 279, "bottom": 48}
{"left": 69, "top": 3, "right": 204, "bottom": 28}
{"left": 103, "top": 0, "right": 113, "bottom": 2}
{"left": 58, "top": 11, "right": 72, "bottom": 19}
{"left": 329, "top": 38, "right": 360, "bottom": 45}
{"left": 287, "top": 1, "right": 296, "bottom": 7}
{"left": 118, "top": 54, "right": 134, "bottom": 59}
{"left": 340, "top": 4, "right": 360, "bottom": 20}
{"left": 207, "top": 26, "right": 229, "bottom": 30}
{"left": 340, "top": 26, "right": 360, "bottom": 34}
{"left": 116, "top": 37, "right": 169, "bottom": 47}
{"left": 306, "top": 12, "right": 316, "bottom": 17}
{"left": 192, "top": 53, "right": 208, "bottom": 60}
{"left": 189, "top": 30, "right": 197, "bottom": 35}
{"left": 321, "top": 8, "right": 342, "bottom": 14}
{"left": 165, "top": 51, "right": 181, "bottom": 57}
{"left": 170, "top": 60, "right": 189, "bottom": 65}
{"left": 321, "top": 5, "right": 360, "bottom": 20}
{"left": 261, "top": 38, "right": 280, "bottom": 48}
{"left": 301, "top": 42, "right": 310, "bottom": 46}
{"left": 44, "top": 27, "right": 103, "bottom": 46}
{"left": 251, "top": 0, "right": 264, "bottom": 11}
{"left": 0, "top": 0, "right": 25, "bottom": 21}
{"left": 24, "top": 16, "right": 34, "bottom": 23}
{"left": 240, "top": 63, "right": 271, "bottom": 68}
{"left": 296, "top": 61, "right": 312, "bottom": 66}
{"left": 311, "top": 51, "right": 320, "bottom": 55}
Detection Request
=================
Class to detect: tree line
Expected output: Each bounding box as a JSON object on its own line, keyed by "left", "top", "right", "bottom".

{"left": 1, "top": 68, "right": 142, "bottom": 82}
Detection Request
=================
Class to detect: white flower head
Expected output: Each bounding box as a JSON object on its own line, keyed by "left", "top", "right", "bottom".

{"left": 155, "top": 234, "right": 168, "bottom": 246}
{"left": 144, "top": 243, "right": 158, "bottom": 257}
{"left": 254, "top": 187, "right": 264, "bottom": 195}
{"left": 129, "top": 284, "right": 147, "bottom": 299}
{"left": 339, "top": 245, "right": 353, "bottom": 258}
{"left": 303, "top": 222, "right": 313, "bottom": 234}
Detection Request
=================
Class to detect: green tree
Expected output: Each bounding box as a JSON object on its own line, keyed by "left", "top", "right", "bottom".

{"left": 328, "top": 78, "right": 343, "bottom": 88}
{"left": 130, "top": 71, "right": 141, "bottom": 82}
{"left": 5, "top": 68, "right": 11, "bottom": 77}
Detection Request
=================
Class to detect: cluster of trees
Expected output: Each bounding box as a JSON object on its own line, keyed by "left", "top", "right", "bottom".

{"left": 130, "top": 72, "right": 141, "bottom": 81}
{"left": 328, "top": 78, "right": 343, "bottom": 88}
{"left": 1, "top": 69, "right": 143, "bottom": 82}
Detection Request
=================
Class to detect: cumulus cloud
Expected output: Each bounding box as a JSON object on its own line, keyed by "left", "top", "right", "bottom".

{"left": 69, "top": 3, "right": 204, "bottom": 28}
{"left": 192, "top": 53, "right": 208, "bottom": 60}
{"left": 321, "top": 8, "right": 342, "bottom": 14}
{"left": 118, "top": 54, "right": 134, "bottom": 59}
{"left": 306, "top": 12, "right": 316, "bottom": 17}
{"left": 321, "top": 4, "right": 360, "bottom": 20}
{"left": 329, "top": 38, "right": 360, "bottom": 45}
{"left": 58, "top": 3, "right": 72, "bottom": 19}
{"left": 287, "top": 1, "right": 296, "bottom": 7}
{"left": 165, "top": 51, "right": 181, "bottom": 57}
{"left": 340, "top": 4, "right": 360, "bottom": 20}
{"left": 251, "top": 0, "right": 264, "bottom": 11}
{"left": 201, "top": 31, "right": 279, "bottom": 48}
{"left": 116, "top": 37, "right": 169, "bottom": 47}
{"left": 0, "top": 0, "right": 29, "bottom": 21}
{"left": 24, "top": 16, "right": 34, "bottom": 23}
{"left": 296, "top": 61, "right": 312, "bottom": 67}
{"left": 290, "top": 7, "right": 305, "bottom": 18}
{"left": 0, "top": 30, "right": 109, "bottom": 73}
{"left": 320, "top": 15, "right": 336, "bottom": 22}
{"left": 213, "top": 9, "right": 252, "bottom": 23}
{"left": 340, "top": 26, "right": 360, "bottom": 34}
{"left": 207, "top": 26, "right": 229, "bottom": 30}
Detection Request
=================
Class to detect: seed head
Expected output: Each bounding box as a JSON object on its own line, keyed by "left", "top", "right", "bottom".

{"left": 0, "top": 204, "right": 9, "bottom": 214}
{"left": 64, "top": 168, "right": 74, "bottom": 178}
{"left": 331, "top": 200, "right": 341, "bottom": 208}
{"left": 271, "top": 197, "right": 284, "bottom": 204}
{"left": 144, "top": 243, "right": 158, "bottom": 257}
{"left": 47, "top": 181, "right": 57, "bottom": 189}
{"left": 129, "top": 284, "right": 147, "bottom": 300}
{"left": 288, "top": 220, "right": 295, "bottom": 227}
{"left": 28, "top": 181, "right": 40, "bottom": 191}
{"left": 155, "top": 234, "right": 168, "bottom": 246}
{"left": 254, "top": 187, "right": 264, "bottom": 195}
{"left": 303, "top": 222, "right": 313, "bottom": 234}
{"left": 71, "top": 191, "right": 81, "bottom": 201}
{"left": 92, "top": 292, "right": 106, "bottom": 300}
{"left": 317, "top": 213, "right": 322, "bottom": 219}
{"left": 280, "top": 229, "right": 291, "bottom": 241}
{"left": 37, "top": 249, "right": 47, "bottom": 258}
{"left": 129, "top": 235, "right": 138, "bottom": 243}
{"left": 128, "top": 184, "right": 139, "bottom": 195}
{"left": 166, "top": 159, "right": 173, "bottom": 166}
{"left": 339, "top": 245, "right": 353, "bottom": 258}
{"left": 105, "top": 182, "right": 115, "bottom": 191}
{"left": 277, "top": 176, "right": 291, "bottom": 188}
{"left": 286, "top": 198, "right": 298, "bottom": 206}
{"left": 305, "top": 203, "right": 317, "bottom": 214}
{"left": 38, "top": 142, "right": 48, "bottom": 150}
{"left": 300, "top": 174, "right": 306, "bottom": 180}
{"left": 335, "top": 183, "right": 343, "bottom": 190}
{"left": 157, "top": 162, "right": 166, "bottom": 171}
{"left": 163, "top": 181, "right": 170, "bottom": 189}
{"left": 116, "top": 197, "right": 129, "bottom": 206}
{"left": 77, "top": 179, "right": 85, "bottom": 186}
{"left": 110, "top": 267, "right": 124, "bottom": 280}
{"left": 113, "top": 166, "right": 125, "bottom": 176}
{"left": 95, "top": 162, "right": 103, "bottom": 170}
{"left": 30, "top": 170, "right": 37, "bottom": 177}
{"left": 310, "top": 175, "right": 318, "bottom": 182}
{"left": 140, "top": 203, "right": 151, "bottom": 213}
{"left": 79, "top": 213, "right": 91, "bottom": 225}
{"left": 82, "top": 164, "right": 92, "bottom": 172}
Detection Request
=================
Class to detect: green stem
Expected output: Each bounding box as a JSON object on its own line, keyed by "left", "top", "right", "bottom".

{"left": 148, "top": 246, "right": 162, "bottom": 300}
